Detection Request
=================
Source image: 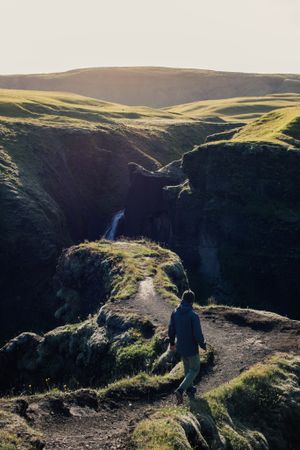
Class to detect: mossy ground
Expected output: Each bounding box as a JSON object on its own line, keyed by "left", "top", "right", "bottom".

{"left": 0, "top": 409, "right": 43, "bottom": 450}
{"left": 98, "top": 346, "right": 212, "bottom": 400}
{"left": 77, "top": 239, "right": 184, "bottom": 304}
{"left": 133, "top": 353, "right": 300, "bottom": 450}
{"left": 133, "top": 406, "right": 195, "bottom": 450}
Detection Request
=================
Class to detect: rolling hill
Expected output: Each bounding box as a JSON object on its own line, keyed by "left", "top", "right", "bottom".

{"left": 166, "top": 93, "right": 300, "bottom": 122}
{"left": 232, "top": 106, "right": 300, "bottom": 146}
{"left": 1, "top": 66, "right": 300, "bottom": 107}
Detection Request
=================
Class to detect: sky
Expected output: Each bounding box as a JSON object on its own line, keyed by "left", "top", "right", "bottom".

{"left": 1, "top": 0, "right": 299, "bottom": 75}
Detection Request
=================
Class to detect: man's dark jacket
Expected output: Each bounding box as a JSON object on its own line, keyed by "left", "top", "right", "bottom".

{"left": 168, "top": 301, "right": 205, "bottom": 357}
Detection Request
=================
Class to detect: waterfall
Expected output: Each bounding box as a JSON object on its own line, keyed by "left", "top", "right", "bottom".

{"left": 103, "top": 209, "right": 125, "bottom": 240}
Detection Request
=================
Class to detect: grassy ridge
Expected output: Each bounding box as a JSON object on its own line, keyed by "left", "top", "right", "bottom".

{"left": 232, "top": 106, "right": 300, "bottom": 146}
{"left": 0, "top": 89, "right": 179, "bottom": 127}
{"left": 1, "top": 80, "right": 300, "bottom": 131}
{"left": 166, "top": 93, "right": 300, "bottom": 122}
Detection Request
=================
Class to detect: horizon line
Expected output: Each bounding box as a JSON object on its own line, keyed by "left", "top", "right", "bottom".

{"left": 1, "top": 65, "right": 300, "bottom": 78}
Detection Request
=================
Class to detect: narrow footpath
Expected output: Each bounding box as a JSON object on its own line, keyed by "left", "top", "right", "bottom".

{"left": 26, "top": 279, "right": 300, "bottom": 449}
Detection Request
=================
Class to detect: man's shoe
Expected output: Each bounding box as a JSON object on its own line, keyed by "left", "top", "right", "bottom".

{"left": 175, "top": 388, "right": 184, "bottom": 405}
{"left": 186, "top": 386, "right": 197, "bottom": 399}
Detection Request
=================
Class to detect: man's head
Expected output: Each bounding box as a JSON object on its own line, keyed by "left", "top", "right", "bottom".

{"left": 181, "top": 290, "right": 195, "bottom": 305}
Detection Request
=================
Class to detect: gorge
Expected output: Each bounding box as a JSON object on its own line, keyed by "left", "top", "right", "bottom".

{"left": 0, "top": 80, "right": 300, "bottom": 450}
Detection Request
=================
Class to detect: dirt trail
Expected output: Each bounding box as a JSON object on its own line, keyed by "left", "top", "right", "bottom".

{"left": 30, "top": 278, "right": 300, "bottom": 449}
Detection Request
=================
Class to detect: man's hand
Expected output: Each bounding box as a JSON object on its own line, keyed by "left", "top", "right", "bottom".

{"left": 169, "top": 344, "right": 176, "bottom": 352}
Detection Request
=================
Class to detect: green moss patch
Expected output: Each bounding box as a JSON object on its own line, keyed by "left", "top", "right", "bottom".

{"left": 133, "top": 407, "right": 197, "bottom": 450}
{"left": 97, "top": 346, "right": 213, "bottom": 401}
{"left": 232, "top": 106, "right": 300, "bottom": 146}
{"left": 0, "top": 409, "right": 43, "bottom": 450}
{"left": 56, "top": 239, "right": 186, "bottom": 318}
{"left": 133, "top": 353, "right": 300, "bottom": 450}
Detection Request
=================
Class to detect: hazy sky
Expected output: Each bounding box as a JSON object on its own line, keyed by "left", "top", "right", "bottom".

{"left": 1, "top": 0, "right": 299, "bottom": 75}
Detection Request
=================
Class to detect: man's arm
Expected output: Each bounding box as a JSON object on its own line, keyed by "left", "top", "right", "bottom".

{"left": 168, "top": 311, "right": 176, "bottom": 349}
{"left": 192, "top": 312, "right": 206, "bottom": 350}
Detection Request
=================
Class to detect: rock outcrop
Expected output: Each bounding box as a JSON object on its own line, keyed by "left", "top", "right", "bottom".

{"left": 0, "top": 240, "right": 187, "bottom": 392}
{"left": 120, "top": 162, "right": 184, "bottom": 241}
{"left": 123, "top": 141, "right": 300, "bottom": 318}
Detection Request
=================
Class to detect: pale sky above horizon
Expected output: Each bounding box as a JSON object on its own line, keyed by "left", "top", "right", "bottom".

{"left": 1, "top": 0, "right": 299, "bottom": 75}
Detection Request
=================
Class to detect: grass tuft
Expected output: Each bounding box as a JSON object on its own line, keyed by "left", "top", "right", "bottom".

{"left": 133, "top": 353, "right": 300, "bottom": 450}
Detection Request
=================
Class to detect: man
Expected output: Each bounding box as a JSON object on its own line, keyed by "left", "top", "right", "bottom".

{"left": 168, "top": 289, "right": 206, "bottom": 404}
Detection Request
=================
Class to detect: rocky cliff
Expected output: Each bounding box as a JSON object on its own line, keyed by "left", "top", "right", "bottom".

{"left": 123, "top": 137, "right": 300, "bottom": 318}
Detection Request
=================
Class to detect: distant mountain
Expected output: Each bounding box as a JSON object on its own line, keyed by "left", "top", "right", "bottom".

{"left": 1, "top": 67, "right": 300, "bottom": 107}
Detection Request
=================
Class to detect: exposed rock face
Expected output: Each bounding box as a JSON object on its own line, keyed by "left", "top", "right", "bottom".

{"left": 0, "top": 125, "right": 157, "bottom": 344}
{"left": 121, "top": 162, "right": 184, "bottom": 241}
{"left": 123, "top": 142, "right": 300, "bottom": 318}
{"left": 0, "top": 240, "right": 187, "bottom": 392}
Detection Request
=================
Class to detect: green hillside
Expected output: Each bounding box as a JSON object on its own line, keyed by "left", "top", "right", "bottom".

{"left": 166, "top": 93, "right": 300, "bottom": 123}
{"left": 232, "top": 106, "right": 300, "bottom": 146}
{"left": 0, "top": 89, "right": 178, "bottom": 127}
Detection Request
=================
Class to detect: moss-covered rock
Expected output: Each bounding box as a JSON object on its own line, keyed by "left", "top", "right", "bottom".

{"left": 0, "top": 240, "right": 187, "bottom": 393}
{"left": 133, "top": 353, "right": 300, "bottom": 450}
{"left": 133, "top": 406, "right": 208, "bottom": 450}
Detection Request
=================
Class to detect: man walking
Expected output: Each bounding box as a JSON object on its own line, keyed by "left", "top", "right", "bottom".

{"left": 168, "top": 290, "right": 206, "bottom": 404}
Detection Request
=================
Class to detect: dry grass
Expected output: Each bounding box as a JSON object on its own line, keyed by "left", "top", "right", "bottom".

{"left": 166, "top": 93, "right": 300, "bottom": 123}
